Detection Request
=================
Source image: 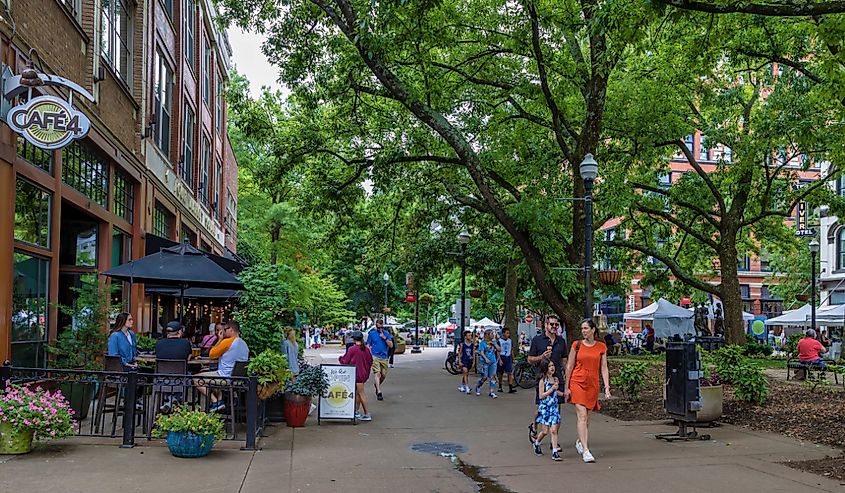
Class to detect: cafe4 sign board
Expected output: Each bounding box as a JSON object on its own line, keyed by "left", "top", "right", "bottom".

{"left": 318, "top": 364, "right": 356, "bottom": 423}
{"left": 8, "top": 95, "right": 90, "bottom": 150}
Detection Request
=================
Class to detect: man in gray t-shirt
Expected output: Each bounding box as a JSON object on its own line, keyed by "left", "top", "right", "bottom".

{"left": 195, "top": 321, "right": 250, "bottom": 412}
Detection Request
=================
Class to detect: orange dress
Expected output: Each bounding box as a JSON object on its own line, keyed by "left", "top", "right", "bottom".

{"left": 568, "top": 341, "right": 606, "bottom": 411}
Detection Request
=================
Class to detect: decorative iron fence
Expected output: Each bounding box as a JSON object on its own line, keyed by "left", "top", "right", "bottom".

{"left": 0, "top": 363, "right": 264, "bottom": 450}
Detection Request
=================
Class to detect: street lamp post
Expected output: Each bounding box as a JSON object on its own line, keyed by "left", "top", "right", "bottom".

{"left": 383, "top": 272, "right": 390, "bottom": 324}
{"left": 459, "top": 229, "right": 470, "bottom": 350}
{"left": 809, "top": 238, "right": 819, "bottom": 333}
{"left": 580, "top": 153, "right": 599, "bottom": 319}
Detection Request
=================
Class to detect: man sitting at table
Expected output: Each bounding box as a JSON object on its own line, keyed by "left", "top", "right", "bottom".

{"left": 155, "top": 321, "right": 192, "bottom": 412}
{"left": 194, "top": 321, "right": 250, "bottom": 412}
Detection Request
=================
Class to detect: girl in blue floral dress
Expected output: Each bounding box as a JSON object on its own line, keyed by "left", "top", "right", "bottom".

{"left": 533, "top": 359, "right": 563, "bottom": 461}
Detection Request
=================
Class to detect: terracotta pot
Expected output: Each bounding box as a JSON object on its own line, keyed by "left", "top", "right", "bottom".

{"left": 284, "top": 392, "right": 311, "bottom": 428}
{"left": 0, "top": 422, "right": 34, "bottom": 455}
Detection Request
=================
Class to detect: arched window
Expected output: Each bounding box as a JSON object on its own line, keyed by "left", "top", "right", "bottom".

{"left": 838, "top": 228, "right": 845, "bottom": 270}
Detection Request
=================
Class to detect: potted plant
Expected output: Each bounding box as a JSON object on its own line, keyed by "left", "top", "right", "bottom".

{"left": 0, "top": 384, "right": 76, "bottom": 454}
{"left": 46, "top": 275, "right": 111, "bottom": 420}
{"left": 246, "top": 350, "right": 292, "bottom": 400}
{"left": 136, "top": 334, "right": 157, "bottom": 354}
{"left": 283, "top": 364, "right": 329, "bottom": 428}
{"left": 394, "top": 334, "right": 407, "bottom": 355}
{"left": 697, "top": 374, "right": 724, "bottom": 423}
{"left": 153, "top": 406, "right": 225, "bottom": 458}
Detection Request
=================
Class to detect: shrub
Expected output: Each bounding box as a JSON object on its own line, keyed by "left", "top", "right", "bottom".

{"left": 136, "top": 334, "right": 156, "bottom": 352}
{"left": 0, "top": 384, "right": 76, "bottom": 439}
{"left": 611, "top": 361, "right": 649, "bottom": 401}
{"left": 246, "top": 350, "right": 291, "bottom": 390}
{"left": 784, "top": 333, "right": 803, "bottom": 356}
{"left": 284, "top": 364, "right": 329, "bottom": 397}
{"left": 743, "top": 342, "right": 773, "bottom": 357}
{"left": 153, "top": 406, "right": 225, "bottom": 440}
{"left": 713, "top": 345, "right": 745, "bottom": 383}
{"left": 731, "top": 362, "right": 768, "bottom": 405}
{"left": 236, "top": 264, "right": 289, "bottom": 355}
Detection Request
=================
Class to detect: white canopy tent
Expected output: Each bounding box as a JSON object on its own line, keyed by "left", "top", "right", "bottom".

{"left": 764, "top": 304, "right": 811, "bottom": 326}
{"left": 473, "top": 317, "right": 502, "bottom": 329}
{"left": 623, "top": 298, "right": 694, "bottom": 338}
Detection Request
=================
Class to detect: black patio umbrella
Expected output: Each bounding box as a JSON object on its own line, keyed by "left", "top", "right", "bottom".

{"left": 102, "top": 242, "right": 244, "bottom": 322}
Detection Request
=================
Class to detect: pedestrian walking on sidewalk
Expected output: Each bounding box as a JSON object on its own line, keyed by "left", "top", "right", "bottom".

{"left": 498, "top": 328, "right": 517, "bottom": 393}
{"left": 367, "top": 319, "right": 393, "bottom": 401}
{"left": 526, "top": 315, "right": 568, "bottom": 443}
{"left": 532, "top": 359, "right": 563, "bottom": 460}
{"left": 458, "top": 330, "right": 475, "bottom": 394}
{"left": 564, "top": 319, "right": 611, "bottom": 463}
{"left": 475, "top": 329, "right": 499, "bottom": 398}
{"left": 339, "top": 331, "right": 373, "bottom": 421}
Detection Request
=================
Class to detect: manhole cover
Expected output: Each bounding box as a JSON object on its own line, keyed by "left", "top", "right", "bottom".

{"left": 410, "top": 442, "right": 467, "bottom": 455}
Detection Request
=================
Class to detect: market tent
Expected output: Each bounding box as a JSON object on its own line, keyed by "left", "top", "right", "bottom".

{"left": 812, "top": 304, "right": 845, "bottom": 326}
{"left": 473, "top": 317, "right": 501, "bottom": 328}
{"left": 623, "top": 298, "right": 694, "bottom": 338}
{"left": 764, "top": 304, "right": 812, "bottom": 326}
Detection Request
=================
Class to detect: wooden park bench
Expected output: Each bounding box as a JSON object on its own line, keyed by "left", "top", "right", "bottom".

{"left": 786, "top": 357, "right": 842, "bottom": 390}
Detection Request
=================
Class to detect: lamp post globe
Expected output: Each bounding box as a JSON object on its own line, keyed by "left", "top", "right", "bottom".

{"left": 580, "top": 153, "right": 598, "bottom": 319}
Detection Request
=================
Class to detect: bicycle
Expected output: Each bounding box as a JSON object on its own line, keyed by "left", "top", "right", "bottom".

{"left": 444, "top": 350, "right": 461, "bottom": 375}
{"left": 512, "top": 355, "right": 538, "bottom": 389}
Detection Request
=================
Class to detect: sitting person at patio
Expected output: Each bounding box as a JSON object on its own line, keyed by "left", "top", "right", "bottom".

{"left": 155, "top": 321, "right": 192, "bottom": 360}
{"left": 200, "top": 323, "right": 224, "bottom": 357}
{"left": 798, "top": 329, "right": 828, "bottom": 369}
{"left": 194, "top": 321, "right": 250, "bottom": 412}
{"left": 108, "top": 312, "right": 138, "bottom": 370}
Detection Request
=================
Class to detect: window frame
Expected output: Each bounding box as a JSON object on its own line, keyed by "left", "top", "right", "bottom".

{"left": 184, "top": 0, "right": 195, "bottom": 73}
{"left": 153, "top": 49, "right": 174, "bottom": 157}
{"left": 14, "top": 177, "right": 52, "bottom": 249}
{"left": 199, "top": 136, "right": 210, "bottom": 207}
{"left": 216, "top": 74, "right": 223, "bottom": 134}
{"left": 838, "top": 228, "right": 845, "bottom": 271}
{"left": 181, "top": 104, "right": 195, "bottom": 187}
{"left": 100, "top": 0, "right": 133, "bottom": 82}
{"left": 202, "top": 40, "right": 211, "bottom": 107}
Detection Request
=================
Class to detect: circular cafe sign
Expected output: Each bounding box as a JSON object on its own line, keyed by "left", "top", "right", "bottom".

{"left": 8, "top": 95, "right": 90, "bottom": 150}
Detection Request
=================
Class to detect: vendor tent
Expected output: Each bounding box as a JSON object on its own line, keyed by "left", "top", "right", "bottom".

{"left": 473, "top": 317, "right": 502, "bottom": 329}
{"left": 623, "top": 298, "right": 694, "bottom": 338}
{"left": 764, "top": 304, "right": 812, "bottom": 326}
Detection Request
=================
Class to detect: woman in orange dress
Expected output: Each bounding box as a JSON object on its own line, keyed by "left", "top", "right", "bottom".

{"left": 564, "top": 319, "right": 611, "bottom": 463}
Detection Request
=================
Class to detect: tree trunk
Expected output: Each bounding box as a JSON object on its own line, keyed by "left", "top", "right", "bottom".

{"left": 718, "top": 242, "right": 745, "bottom": 344}
{"left": 504, "top": 257, "right": 519, "bottom": 352}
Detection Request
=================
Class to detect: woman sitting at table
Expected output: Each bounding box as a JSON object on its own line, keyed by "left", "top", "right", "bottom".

{"left": 108, "top": 312, "right": 138, "bottom": 371}
{"left": 200, "top": 323, "right": 224, "bottom": 357}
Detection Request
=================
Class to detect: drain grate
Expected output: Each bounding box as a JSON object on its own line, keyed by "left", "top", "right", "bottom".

{"left": 410, "top": 442, "right": 467, "bottom": 455}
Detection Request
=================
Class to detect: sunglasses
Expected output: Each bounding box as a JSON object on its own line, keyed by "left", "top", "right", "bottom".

{"left": 548, "top": 323, "right": 560, "bottom": 327}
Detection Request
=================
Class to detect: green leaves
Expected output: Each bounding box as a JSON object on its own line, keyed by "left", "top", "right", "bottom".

{"left": 611, "top": 361, "right": 650, "bottom": 401}
{"left": 153, "top": 406, "right": 225, "bottom": 441}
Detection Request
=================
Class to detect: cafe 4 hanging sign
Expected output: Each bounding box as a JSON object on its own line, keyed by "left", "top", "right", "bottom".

{"left": 1, "top": 64, "right": 95, "bottom": 150}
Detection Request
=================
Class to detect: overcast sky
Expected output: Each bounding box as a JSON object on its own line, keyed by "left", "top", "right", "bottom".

{"left": 227, "top": 27, "right": 286, "bottom": 99}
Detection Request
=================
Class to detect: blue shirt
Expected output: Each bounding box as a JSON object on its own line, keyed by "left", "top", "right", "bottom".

{"left": 478, "top": 340, "right": 496, "bottom": 365}
{"left": 366, "top": 328, "right": 393, "bottom": 359}
{"left": 107, "top": 330, "right": 137, "bottom": 367}
{"left": 500, "top": 338, "right": 512, "bottom": 357}
{"left": 282, "top": 339, "right": 300, "bottom": 375}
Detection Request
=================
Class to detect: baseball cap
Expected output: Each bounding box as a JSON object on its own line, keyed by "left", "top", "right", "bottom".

{"left": 165, "top": 321, "right": 183, "bottom": 332}
{"left": 351, "top": 330, "right": 364, "bottom": 341}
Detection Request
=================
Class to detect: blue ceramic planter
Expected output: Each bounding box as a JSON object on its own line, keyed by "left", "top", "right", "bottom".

{"left": 166, "top": 431, "right": 216, "bottom": 458}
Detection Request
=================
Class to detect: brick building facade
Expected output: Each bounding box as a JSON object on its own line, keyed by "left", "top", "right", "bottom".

{"left": 0, "top": 0, "right": 239, "bottom": 366}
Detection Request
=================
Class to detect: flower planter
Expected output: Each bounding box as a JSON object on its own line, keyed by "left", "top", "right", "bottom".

{"left": 470, "top": 289, "right": 483, "bottom": 298}
{"left": 166, "top": 431, "right": 216, "bottom": 458}
{"left": 0, "top": 422, "right": 34, "bottom": 455}
{"left": 696, "top": 385, "right": 723, "bottom": 423}
{"left": 394, "top": 343, "right": 406, "bottom": 355}
{"left": 266, "top": 392, "right": 286, "bottom": 423}
{"left": 284, "top": 392, "right": 311, "bottom": 428}
{"left": 597, "top": 270, "right": 623, "bottom": 285}
{"left": 257, "top": 382, "right": 280, "bottom": 401}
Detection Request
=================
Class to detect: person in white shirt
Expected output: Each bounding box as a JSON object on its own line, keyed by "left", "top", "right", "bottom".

{"left": 498, "top": 328, "right": 517, "bottom": 393}
{"left": 194, "top": 321, "right": 250, "bottom": 413}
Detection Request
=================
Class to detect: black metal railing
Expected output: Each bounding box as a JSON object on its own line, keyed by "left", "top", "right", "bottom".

{"left": 0, "top": 363, "right": 264, "bottom": 450}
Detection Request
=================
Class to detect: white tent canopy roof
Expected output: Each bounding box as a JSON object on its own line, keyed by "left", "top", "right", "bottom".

{"left": 473, "top": 317, "right": 501, "bottom": 328}
{"left": 624, "top": 298, "right": 694, "bottom": 320}
{"left": 764, "top": 304, "right": 811, "bottom": 326}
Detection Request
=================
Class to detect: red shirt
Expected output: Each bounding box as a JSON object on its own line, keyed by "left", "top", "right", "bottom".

{"left": 339, "top": 344, "right": 373, "bottom": 383}
{"left": 797, "top": 337, "right": 825, "bottom": 361}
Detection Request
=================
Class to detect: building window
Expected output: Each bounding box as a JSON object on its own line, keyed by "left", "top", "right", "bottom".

{"left": 723, "top": 146, "right": 732, "bottom": 162}
{"left": 184, "top": 0, "right": 195, "bottom": 73}
{"left": 212, "top": 158, "right": 221, "bottom": 217}
{"left": 216, "top": 76, "right": 223, "bottom": 134}
{"left": 658, "top": 173, "right": 671, "bottom": 188}
{"left": 199, "top": 137, "right": 210, "bottom": 206}
{"left": 101, "top": 0, "right": 132, "bottom": 81}
{"left": 154, "top": 202, "right": 173, "bottom": 239}
{"left": 203, "top": 41, "right": 211, "bottom": 107}
{"left": 60, "top": 0, "right": 82, "bottom": 21}
{"left": 838, "top": 228, "right": 845, "bottom": 271}
{"left": 226, "top": 189, "right": 236, "bottom": 231}
{"left": 17, "top": 136, "right": 52, "bottom": 173}
{"left": 12, "top": 252, "right": 49, "bottom": 368}
{"left": 153, "top": 50, "right": 173, "bottom": 157}
{"left": 684, "top": 135, "right": 694, "bottom": 152}
{"left": 113, "top": 171, "right": 134, "bottom": 223}
{"left": 15, "top": 179, "right": 51, "bottom": 248}
{"left": 181, "top": 104, "right": 195, "bottom": 187}
{"left": 737, "top": 255, "right": 750, "bottom": 271}
{"left": 62, "top": 140, "right": 109, "bottom": 208}
{"left": 838, "top": 176, "right": 845, "bottom": 197}
{"left": 698, "top": 135, "right": 709, "bottom": 161}
{"left": 160, "top": 0, "right": 173, "bottom": 19}
{"left": 111, "top": 229, "right": 132, "bottom": 310}
{"left": 181, "top": 224, "right": 197, "bottom": 245}
{"left": 59, "top": 219, "right": 98, "bottom": 267}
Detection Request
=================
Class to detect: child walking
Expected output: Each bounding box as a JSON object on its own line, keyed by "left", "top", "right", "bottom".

{"left": 458, "top": 330, "right": 475, "bottom": 394}
{"left": 533, "top": 359, "right": 563, "bottom": 461}
{"left": 475, "top": 329, "right": 499, "bottom": 398}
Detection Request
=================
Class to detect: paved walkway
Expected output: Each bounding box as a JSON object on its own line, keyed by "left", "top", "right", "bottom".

{"left": 1, "top": 347, "right": 843, "bottom": 492}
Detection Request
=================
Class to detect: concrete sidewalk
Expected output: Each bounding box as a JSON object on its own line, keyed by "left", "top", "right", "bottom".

{"left": 1, "top": 347, "right": 842, "bottom": 493}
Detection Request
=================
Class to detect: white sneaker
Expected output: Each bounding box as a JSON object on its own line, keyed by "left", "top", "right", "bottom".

{"left": 582, "top": 450, "right": 595, "bottom": 463}
{"left": 489, "top": 392, "right": 498, "bottom": 399}
{"left": 575, "top": 440, "right": 584, "bottom": 455}
{"left": 458, "top": 385, "right": 465, "bottom": 392}
{"left": 465, "top": 388, "right": 471, "bottom": 395}
{"left": 308, "top": 403, "right": 317, "bottom": 416}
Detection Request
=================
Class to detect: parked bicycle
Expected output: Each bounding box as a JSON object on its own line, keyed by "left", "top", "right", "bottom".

{"left": 444, "top": 350, "right": 461, "bottom": 375}
{"left": 512, "top": 354, "right": 538, "bottom": 389}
